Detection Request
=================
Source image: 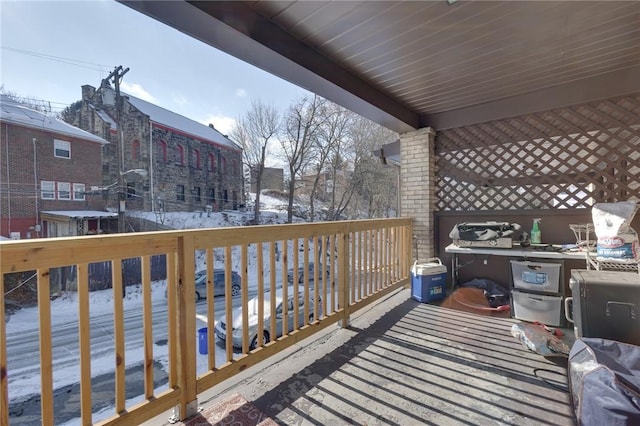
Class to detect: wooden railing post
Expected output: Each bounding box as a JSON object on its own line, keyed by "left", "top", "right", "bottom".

{"left": 338, "top": 230, "right": 350, "bottom": 328}
{"left": 176, "top": 235, "right": 197, "bottom": 420}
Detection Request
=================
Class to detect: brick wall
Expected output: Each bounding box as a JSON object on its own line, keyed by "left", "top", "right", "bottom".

{"left": 0, "top": 122, "right": 104, "bottom": 238}
{"left": 400, "top": 127, "right": 436, "bottom": 261}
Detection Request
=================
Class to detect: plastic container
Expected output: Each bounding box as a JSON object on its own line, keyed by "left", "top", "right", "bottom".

{"left": 511, "top": 290, "right": 563, "bottom": 327}
{"left": 198, "top": 327, "right": 208, "bottom": 355}
{"left": 411, "top": 258, "right": 447, "bottom": 303}
{"left": 510, "top": 260, "right": 561, "bottom": 293}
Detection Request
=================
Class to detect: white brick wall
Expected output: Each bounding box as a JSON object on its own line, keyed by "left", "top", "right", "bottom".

{"left": 400, "top": 128, "right": 436, "bottom": 261}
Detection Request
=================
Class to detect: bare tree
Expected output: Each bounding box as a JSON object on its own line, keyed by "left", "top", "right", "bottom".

{"left": 319, "top": 111, "right": 398, "bottom": 220}
{"left": 230, "top": 100, "right": 280, "bottom": 223}
{"left": 280, "top": 94, "right": 327, "bottom": 223}
{"left": 349, "top": 116, "right": 399, "bottom": 218}
{"left": 58, "top": 100, "right": 83, "bottom": 124}
{"left": 309, "top": 103, "right": 353, "bottom": 221}
{"left": 1, "top": 86, "right": 53, "bottom": 114}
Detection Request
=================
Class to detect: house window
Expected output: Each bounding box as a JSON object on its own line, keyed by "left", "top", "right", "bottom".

{"left": 41, "top": 180, "right": 55, "bottom": 199}
{"left": 57, "top": 182, "right": 71, "bottom": 200}
{"left": 177, "top": 184, "right": 185, "bottom": 201}
{"left": 232, "top": 160, "right": 237, "bottom": 176}
{"left": 208, "top": 154, "right": 215, "bottom": 171}
{"left": 54, "top": 140, "right": 71, "bottom": 159}
{"left": 192, "top": 149, "right": 200, "bottom": 169}
{"left": 73, "top": 183, "right": 85, "bottom": 200}
{"left": 160, "top": 140, "right": 168, "bottom": 163}
{"left": 176, "top": 145, "right": 184, "bottom": 166}
{"left": 193, "top": 186, "right": 201, "bottom": 202}
{"left": 207, "top": 188, "right": 215, "bottom": 204}
{"left": 223, "top": 189, "right": 228, "bottom": 203}
{"left": 222, "top": 157, "right": 227, "bottom": 173}
{"left": 132, "top": 140, "right": 140, "bottom": 160}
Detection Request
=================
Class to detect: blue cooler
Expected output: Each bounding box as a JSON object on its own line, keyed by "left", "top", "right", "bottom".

{"left": 411, "top": 258, "right": 447, "bottom": 303}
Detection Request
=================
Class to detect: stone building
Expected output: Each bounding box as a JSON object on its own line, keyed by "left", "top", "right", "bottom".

{"left": 0, "top": 95, "right": 110, "bottom": 239}
{"left": 76, "top": 84, "right": 244, "bottom": 214}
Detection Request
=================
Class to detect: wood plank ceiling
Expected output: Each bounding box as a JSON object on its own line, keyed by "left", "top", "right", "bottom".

{"left": 121, "top": 1, "right": 640, "bottom": 133}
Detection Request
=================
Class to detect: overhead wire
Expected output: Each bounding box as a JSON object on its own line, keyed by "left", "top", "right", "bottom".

{"left": 2, "top": 45, "right": 110, "bottom": 114}
{"left": 1, "top": 45, "right": 110, "bottom": 72}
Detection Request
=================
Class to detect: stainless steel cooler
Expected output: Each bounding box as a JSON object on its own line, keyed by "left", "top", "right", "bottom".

{"left": 566, "top": 269, "right": 640, "bottom": 345}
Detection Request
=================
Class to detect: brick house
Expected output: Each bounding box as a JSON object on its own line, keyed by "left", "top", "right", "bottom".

{"left": 0, "top": 95, "right": 110, "bottom": 239}
{"left": 76, "top": 85, "right": 244, "bottom": 214}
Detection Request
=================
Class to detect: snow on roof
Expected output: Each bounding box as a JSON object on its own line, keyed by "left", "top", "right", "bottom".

{"left": 0, "top": 95, "right": 108, "bottom": 145}
{"left": 93, "top": 105, "right": 116, "bottom": 131}
{"left": 40, "top": 210, "right": 118, "bottom": 219}
{"left": 124, "top": 94, "right": 241, "bottom": 151}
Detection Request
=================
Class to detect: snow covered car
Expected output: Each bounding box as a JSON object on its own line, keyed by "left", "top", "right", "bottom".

{"left": 214, "top": 286, "right": 322, "bottom": 350}
{"left": 165, "top": 269, "right": 241, "bottom": 301}
{"left": 287, "top": 262, "right": 331, "bottom": 285}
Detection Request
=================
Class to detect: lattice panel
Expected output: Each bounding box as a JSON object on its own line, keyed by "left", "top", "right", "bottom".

{"left": 436, "top": 94, "right": 640, "bottom": 211}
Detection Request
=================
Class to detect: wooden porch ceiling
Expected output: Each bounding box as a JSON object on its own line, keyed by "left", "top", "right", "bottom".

{"left": 121, "top": 1, "right": 640, "bottom": 133}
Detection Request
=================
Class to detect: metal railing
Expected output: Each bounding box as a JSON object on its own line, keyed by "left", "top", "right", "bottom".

{"left": 1, "top": 218, "right": 412, "bottom": 425}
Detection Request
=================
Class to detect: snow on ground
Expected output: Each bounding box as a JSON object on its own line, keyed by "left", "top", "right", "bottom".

{"left": 128, "top": 192, "right": 304, "bottom": 229}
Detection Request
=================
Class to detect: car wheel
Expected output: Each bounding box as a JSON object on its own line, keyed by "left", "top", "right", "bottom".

{"left": 308, "top": 313, "right": 314, "bottom": 323}
{"left": 250, "top": 331, "right": 270, "bottom": 350}
{"left": 195, "top": 291, "right": 201, "bottom": 301}
{"left": 231, "top": 284, "right": 241, "bottom": 296}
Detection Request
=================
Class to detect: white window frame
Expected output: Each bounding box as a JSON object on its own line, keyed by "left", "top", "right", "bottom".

{"left": 57, "top": 182, "right": 71, "bottom": 200}
{"left": 41, "top": 180, "right": 55, "bottom": 199}
{"left": 73, "top": 183, "right": 85, "bottom": 201}
{"left": 54, "top": 139, "right": 71, "bottom": 159}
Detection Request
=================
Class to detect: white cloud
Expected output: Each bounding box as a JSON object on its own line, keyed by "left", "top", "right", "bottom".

{"left": 120, "top": 82, "right": 156, "bottom": 103}
{"left": 235, "top": 88, "right": 247, "bottom": 98}
{"left": 198, "top": 114, "right": 236, "bottom": 136}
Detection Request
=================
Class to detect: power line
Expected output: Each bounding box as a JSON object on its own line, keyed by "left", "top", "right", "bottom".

{"left": 1, "top": 46, "right": 111, "bottom": 72}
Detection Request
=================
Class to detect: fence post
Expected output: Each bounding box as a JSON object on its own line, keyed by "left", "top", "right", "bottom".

{"left": 176, "top": 234, "right": 198, "bottom": 419}
{"left": 337, "top": 229, "right": 350, "bottom": 328}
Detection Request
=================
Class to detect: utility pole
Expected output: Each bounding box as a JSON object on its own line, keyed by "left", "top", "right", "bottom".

{"left": 103, "top": 66, "right": 129, "bottom": 233}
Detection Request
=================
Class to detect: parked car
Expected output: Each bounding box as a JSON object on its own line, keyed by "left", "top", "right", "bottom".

{"left": 165, "top": 269, "right": 241, "bottom": 301}
{"left": 287, "top": 262, "right": 331, "bottom": 285}
{"left": 214, "top": 286, "right": 322, "bottom": 350}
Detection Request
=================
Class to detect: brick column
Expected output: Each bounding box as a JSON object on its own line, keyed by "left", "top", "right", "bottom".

{"left": 400, "top": 127, "right": 436, "bottom": 261}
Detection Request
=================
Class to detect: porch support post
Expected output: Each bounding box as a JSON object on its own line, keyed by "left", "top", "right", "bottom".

{"left": 400, "top": 127, "right": 437, "bottom": 261}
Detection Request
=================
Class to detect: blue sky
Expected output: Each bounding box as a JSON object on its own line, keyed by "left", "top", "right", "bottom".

{"left": 0, "top": 0, "right": 309, "bottom": 135}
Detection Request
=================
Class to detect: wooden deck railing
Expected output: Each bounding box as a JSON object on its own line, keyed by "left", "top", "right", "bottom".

{"left": 1, "top": 218, "right": 412, "bottom": 425}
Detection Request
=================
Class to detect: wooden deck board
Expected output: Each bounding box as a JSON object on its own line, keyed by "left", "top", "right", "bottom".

{"left": 248, "top": 294, "right": 575, "bottom": 425}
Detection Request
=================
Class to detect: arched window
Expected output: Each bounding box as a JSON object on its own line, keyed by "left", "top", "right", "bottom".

{"left": 176, "top": 145, "right": 184, "bottom": 166}
{"left": 159, "top": 140, "right": 168, "bottom": 163}
{"left": 222, "top": 157, "right": 227, "bottom": 173}
{"left": 208, "top": 153, "right": 215, "bottom": 172}
{"left": 131, "top": 140, "right": 140, "bottom": 160}
{"left": 192, "top": 149, "right": 200, "bottom": 169}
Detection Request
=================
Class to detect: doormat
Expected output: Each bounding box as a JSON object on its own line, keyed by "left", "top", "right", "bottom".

{"left": 182, "top": 393, "right": 277, "bottom": 426}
